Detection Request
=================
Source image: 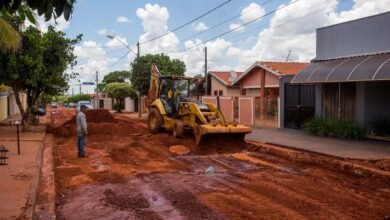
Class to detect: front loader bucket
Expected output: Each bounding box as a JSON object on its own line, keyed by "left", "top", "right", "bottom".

{"left": 194, "top": 124, "right": 251, "bottom": 147}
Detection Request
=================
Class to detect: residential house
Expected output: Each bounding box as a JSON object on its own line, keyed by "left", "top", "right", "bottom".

{"left": 291, "top": 12, "right": 390, "bottom": 127}
{"left": 207, "top": 71, "right": 243, "bottom": 96}
{"left": 234, "top": 61, "right": 309, "bottom": 98}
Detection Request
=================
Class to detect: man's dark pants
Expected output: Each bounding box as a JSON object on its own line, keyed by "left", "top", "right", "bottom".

{"left": 77, "top": 135, "right": 86, "bottom": 157}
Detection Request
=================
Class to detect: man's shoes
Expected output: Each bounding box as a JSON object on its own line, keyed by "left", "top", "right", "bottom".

{"left": 78, "top": 154, "right": 89, "bottom": 158}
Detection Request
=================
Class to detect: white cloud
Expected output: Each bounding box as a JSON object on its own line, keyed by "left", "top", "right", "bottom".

{"left": 226, "top": 0, "right": 390, "bottom": 67}
{"left": 192, "top": 22, "right": 209, "bottom": 31}
{"left": 95, "top": 0, "right": 390, "bottom": 79}
{"left": 179, "top": 38, "right": 234, "bottom": 75}
{"left": 136, "top": 4, "right": 180, "bottom": 54}
{"left": 240, "top": 3, "right": 266, "bottom": 23}
{"left": 229, "top": 23, "right": 245, "bottom": 32}
{"left": 97, "top": 28, "right": 108, "bottom": 35}
{"left": 117, "top": 16, "right": 131, "bottom": 23}
{"left": 70, "top": 39, "right": 135, "bottom": 94}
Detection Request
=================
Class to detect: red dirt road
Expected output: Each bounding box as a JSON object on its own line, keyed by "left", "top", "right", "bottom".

{"left": 48, "top": 109, "right": 390, "bottom": 219}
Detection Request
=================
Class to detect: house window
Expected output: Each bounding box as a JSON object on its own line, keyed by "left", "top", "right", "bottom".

{"left": 213, "top": 90, "right": 223, "bottom": 96}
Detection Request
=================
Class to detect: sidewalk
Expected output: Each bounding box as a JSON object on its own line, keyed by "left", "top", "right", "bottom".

{"left": 246, "top": 128, "right": 390, "bottom": 159}
{"left": 0, "top": 126, "right": 45, "bottom": 219}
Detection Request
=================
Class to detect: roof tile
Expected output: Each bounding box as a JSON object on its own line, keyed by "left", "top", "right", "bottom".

{"left": 210, "top": 71, "right": 244, "bottom": 86}
{"left": 258, "top": 61, "right": 309, "bottom": 75}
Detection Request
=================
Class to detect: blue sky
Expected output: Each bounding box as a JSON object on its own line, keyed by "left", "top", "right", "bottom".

{"left": 34, "top": 0, "right": 389, "bottom": 94}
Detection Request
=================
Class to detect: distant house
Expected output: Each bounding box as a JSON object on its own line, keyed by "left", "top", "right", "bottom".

{"left": 0, "top": 88, "right": 27, "bottom": 122}
{"left": 234, "top": 61, "right": 309, "bottom": 98}
{"left": 207, "top": 71, "right": 243, "bottom": 96}
{"left": 292, "top": 12, "right": 390, "bottom": 127}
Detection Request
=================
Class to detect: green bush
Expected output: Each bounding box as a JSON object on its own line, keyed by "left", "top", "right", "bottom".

{"left": 303, "top": 117, "right": 365, "bottom": 140}
{"left": 369, "top": 119, "right": 390, "bottom": 137}
{"left": 68, "top": 94, "right": 91, "bottom": 103}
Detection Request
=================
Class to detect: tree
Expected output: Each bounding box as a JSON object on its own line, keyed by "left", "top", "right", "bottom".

{"left": 0, "top": 26, "right": 81, "bottom": 129}
{"left": 68, "top": 94, "right": 91, "bottom": 103}
{"left": 104, "top": 82, "right": 137, "bottom": 112}
{"left": 130, "top": 53, "right": 186, "bottom": 95}
{"left": 98, "top": 70, "right": 130, "bottom": 92}
{"left": 0, "top": 0, "right": 76, "bottom": 53}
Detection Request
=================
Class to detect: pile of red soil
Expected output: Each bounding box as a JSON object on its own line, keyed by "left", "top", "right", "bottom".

{"left": 48, "top": 109, "right": 116, "bottom": 137}
{"left": 66, "top": 109, "right": 116, "bottom": 124}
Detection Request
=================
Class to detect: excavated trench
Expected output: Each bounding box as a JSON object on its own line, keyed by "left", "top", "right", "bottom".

{"left": 47, "top": 109, "right": 390, "bottom": 219}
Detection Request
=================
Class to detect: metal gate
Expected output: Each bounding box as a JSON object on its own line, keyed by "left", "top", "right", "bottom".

{"left": 239, "top": 97, "right": 254, "bottom": 125}
{"left": 284, "top": 84, "right": 315, "bottom": 129}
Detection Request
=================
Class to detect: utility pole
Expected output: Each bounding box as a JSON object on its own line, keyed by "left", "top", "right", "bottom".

{"left": 137, "top": 42, "right": 142, "bottom": 117}
{"left": 79, "top": 83, "right": 81, "bottom": 95}
{"left": 95, "top": 71, "right": 99, "bottom": 108}
{"left": 72, "top": 88, "right": 74, "bottom": 96}
{"left": 204, "top": 46, "right": 208, "bottom": 95}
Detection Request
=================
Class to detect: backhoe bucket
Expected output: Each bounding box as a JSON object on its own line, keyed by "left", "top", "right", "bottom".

{"left": 194, "top": 124, "right": 251, "bottom": 147}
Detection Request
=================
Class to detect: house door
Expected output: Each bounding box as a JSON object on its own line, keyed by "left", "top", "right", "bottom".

{"left": 284, "top": 83, "right": 315, "bottom": 129}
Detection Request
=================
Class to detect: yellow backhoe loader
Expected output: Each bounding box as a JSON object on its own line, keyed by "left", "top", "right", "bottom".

{"left": 146, "top": 64, "right": 251, "bottom": 145}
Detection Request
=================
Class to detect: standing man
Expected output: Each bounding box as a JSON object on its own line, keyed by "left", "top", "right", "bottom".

{"left": 76, "top": 105, "right": 88, "bottom": 157}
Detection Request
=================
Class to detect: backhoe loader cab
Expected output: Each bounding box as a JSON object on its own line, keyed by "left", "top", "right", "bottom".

{"left": 157, "top": 76, "right": 196, "bottom": 116}
{"left": 147, "top": 64, "right": 251, "bottom": 146}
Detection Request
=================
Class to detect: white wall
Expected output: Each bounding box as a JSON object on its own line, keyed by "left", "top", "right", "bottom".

{"left": 125, "top": 98, "right": 135, "bottom": 112}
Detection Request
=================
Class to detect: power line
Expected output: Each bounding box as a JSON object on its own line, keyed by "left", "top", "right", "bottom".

{"left": 76, "top": 45, "right": 125, "bottom": 49}
{"left": 139, "top": 0, "right": 232, "bottom": 45}
{"left": 109, "top": 50, "right": 131, "bottom": 67}
{"left": 181, "top": 0, "right": 274, "bottom": 43}
{"left": 150, "top": 0, "right": 275, "bottom": 55}
{"left": 174, "top": 0, "right": 300, "bottom": 55}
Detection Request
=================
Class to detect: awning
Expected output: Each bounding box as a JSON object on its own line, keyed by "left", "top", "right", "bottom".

{"left": 291, "top": 53, "right": 390, "bottom": 83}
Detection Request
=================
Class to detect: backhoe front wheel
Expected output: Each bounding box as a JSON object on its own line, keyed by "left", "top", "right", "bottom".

{"left": 193, "top": 125, "right": 202, "bottom": 146}
{"left": 148, "top": 108, "right": 163, "bottom": 134}
{"left": 173, "top": 120, "right": 184, "bottom": 138}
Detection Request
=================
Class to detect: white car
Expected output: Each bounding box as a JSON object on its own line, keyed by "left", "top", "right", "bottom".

{"left": 77, "top": 101, "right": 94, "bottom": 111}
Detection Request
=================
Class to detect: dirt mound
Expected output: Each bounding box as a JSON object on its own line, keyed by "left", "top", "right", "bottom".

{"left": 85, "top": 109, "right": 115, "bottom": 123}
{"left": 65, "top": 109, "right": 116, "bottom": 124}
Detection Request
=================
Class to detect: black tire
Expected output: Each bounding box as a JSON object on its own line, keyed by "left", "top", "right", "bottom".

{"left": 173, "top": 120, "right": 184, "bottom": 138}
{"left": 148, "top": 108, "right": 163, "bottom": 134}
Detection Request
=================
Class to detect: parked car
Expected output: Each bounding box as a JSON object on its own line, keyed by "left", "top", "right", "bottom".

{"left": 50, "top": 102, "right": 58, "bottom": 108}
{"left": 77, "top": 101, "right": 93, "bottom": 111}
{"left": 33, "top": 107, "right": 46, "bottom": 116}
{"left": 69, "top": 102, "right": 76, "bottom": 108}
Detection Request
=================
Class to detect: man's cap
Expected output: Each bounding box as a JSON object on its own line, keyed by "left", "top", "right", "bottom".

{"left": 80, "top": 105, "right": 88, "bottom": 109}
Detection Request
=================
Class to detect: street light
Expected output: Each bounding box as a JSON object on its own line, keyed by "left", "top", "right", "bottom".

{"left": 107, "top": 35, "right": 138, "bottom": 56}
{"left": 106, "top": 35, "right": 142, "bottom": 117}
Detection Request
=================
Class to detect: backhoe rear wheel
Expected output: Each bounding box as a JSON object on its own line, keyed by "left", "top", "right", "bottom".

{"left": 173, "top": 120, "right": 184, "bottom": 138}
{"left": 148, "top": 108, "right": 163, "bottom": 134}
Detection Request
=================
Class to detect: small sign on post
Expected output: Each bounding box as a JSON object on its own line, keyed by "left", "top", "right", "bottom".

{"left": 8, "top": 120, "right": 23, "bottom": 155}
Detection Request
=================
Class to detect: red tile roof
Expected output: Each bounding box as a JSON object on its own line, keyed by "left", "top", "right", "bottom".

{"left": 257, "top": 61, "right": 309, "bottom": 75}
{"left": 209, "top": 71, "right": 244, "bottom": 86}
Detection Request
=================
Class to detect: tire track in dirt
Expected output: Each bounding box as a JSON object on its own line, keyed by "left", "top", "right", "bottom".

{"left": 49, "top": 110, "right": 390, "bottom": 219}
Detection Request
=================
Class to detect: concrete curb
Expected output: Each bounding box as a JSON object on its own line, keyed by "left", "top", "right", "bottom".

{"left": 19, "top": 140, "right": 44, "bottom": 219}
{"left": 32, "top": 134, "right": 56, "bottom": 220}
{"left": 247, "top": 140, "right": 390, "bottom": 179}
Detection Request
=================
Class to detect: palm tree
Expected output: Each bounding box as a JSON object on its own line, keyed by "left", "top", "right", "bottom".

{"left": 0, "top": 0, "right": 75, "bottom": 53}
{"left": 0, "top": 18, "right": 22, "bottom": 53}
